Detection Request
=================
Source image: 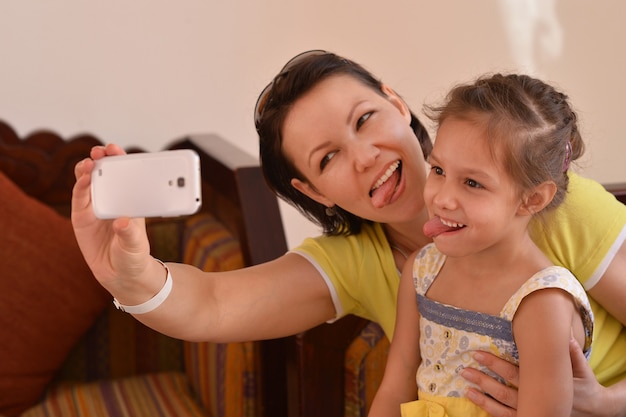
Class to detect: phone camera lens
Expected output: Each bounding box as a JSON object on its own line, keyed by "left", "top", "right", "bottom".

{"left": 177, "top": 177, "right": 185, "bottom": 187}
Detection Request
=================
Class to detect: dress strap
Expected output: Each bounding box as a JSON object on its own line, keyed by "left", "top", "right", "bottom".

{"left": 499, "top": 265, "right": 594, "bottom": 355}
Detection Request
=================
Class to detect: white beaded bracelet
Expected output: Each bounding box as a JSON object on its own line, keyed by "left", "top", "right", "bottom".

{"left": 113, "top": 259, "right": 173, "bottom": 315}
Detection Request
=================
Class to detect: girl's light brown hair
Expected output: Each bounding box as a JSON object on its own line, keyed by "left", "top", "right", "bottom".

{"left": 426, "top": 73, "right": 584, "bottom": 210}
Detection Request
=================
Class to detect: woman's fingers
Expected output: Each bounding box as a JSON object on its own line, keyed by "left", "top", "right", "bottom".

{"left": 74, "top": 157, "right": 92, "bottom": 180}
{"left": 569, "top": 336, "right": 605, "bottom": 417}
{"left": 73, "top": 144, "right": 127, "bottom": 215}
{"left": 472, "top": 351, "right": 520, "bottom": 388}
{"left": 463, "top": 386, "right": 517, "bottom": 417}
{"left": 460, "top": 351, "right": 519, "bottom": 416}
{"left": 90, "top": 143, "right": 125, "bottom": 159}
{"left": 569, "top": 335, "right": 594, "bottom": 381}
{"left": 72, "top": 159, "right": 95, "bottom": 215}
{"left": 112, "top": 217, "right": 148, "bottom": 254}
{"left": 75, "top": 143, "right": 125, "bottom": 182}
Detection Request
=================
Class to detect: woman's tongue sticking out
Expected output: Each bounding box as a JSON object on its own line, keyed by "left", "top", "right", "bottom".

{"left": 370, "top": 162, "right": 401, "bottom": 208}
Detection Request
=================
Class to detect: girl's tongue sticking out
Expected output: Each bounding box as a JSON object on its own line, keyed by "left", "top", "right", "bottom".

{"left": 423, "top": 216, "right": 465, "bottom": 238}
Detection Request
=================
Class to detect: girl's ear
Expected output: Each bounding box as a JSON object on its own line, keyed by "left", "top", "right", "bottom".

{"left": 518, "top": 181, "right": 557, "bottom": 215}
{"left": 381, "top": 84, "right": 412, "bottom": 123}
{"left": 291, "top": 177, "right": 334, "bottom": 207}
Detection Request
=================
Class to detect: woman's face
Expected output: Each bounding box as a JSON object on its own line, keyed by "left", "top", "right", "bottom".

{"left": 282, "top": 74, "right": 428, "bottom": 224}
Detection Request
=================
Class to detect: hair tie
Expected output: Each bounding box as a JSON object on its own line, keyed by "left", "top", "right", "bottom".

{"left": 563, "top": 141, "right": 572, "bottom": 172}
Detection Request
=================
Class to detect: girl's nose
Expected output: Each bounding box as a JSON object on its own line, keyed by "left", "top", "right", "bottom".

{"left": 431, "top": 181, "right": 458, "bottom": 210}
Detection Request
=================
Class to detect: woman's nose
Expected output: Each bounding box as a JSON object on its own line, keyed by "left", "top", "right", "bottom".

{"left": 353, "top": 142, "right": 380, "bottom": 172}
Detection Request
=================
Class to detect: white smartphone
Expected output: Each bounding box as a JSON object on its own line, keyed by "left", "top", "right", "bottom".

{"left": 91, "top": 149, "right": 202, "bottom": 219}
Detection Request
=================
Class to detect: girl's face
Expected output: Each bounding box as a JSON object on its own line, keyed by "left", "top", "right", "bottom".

{"left": 282, "top": 74, "right": 428, "bottom": 224}
{"left": 423, "top": 116, "right": 528, "bottom": 257}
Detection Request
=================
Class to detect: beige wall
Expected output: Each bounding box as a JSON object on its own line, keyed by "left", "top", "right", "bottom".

{"left": 1, "top": 0, "right": 624, "bottom": 247}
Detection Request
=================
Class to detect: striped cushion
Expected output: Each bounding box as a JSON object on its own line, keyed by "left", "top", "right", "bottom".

{"left": 344, "top": 321, "right": 389, "bottom": 417}
{"left": 20, "top": 373, "right": 208, "bottom": 417}
{"left": 182, "top": 213, "right": 244, "bottom": 272}
{"left": 181, "top": 214, "right": 262, "bottom": 417}
{"left": 184, "top": 342, "right": 260, "bottom": 417}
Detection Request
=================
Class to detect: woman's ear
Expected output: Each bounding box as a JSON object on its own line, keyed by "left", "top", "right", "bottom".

{"left": 381, "top": 84, "right": 412, "bottom": 123}
{"left": 291, "top": 178, "right": 334, "bottom": 207}
{"left": 518, "top": 181, "right": 557, "bottom": 215}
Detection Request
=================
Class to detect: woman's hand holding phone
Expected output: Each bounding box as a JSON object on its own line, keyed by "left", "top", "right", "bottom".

{"left": 71, "top": 144, "right": 164, "bottom": 307}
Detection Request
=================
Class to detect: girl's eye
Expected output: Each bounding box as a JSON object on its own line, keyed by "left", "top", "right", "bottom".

{"left": 356, "top": 112, "right": 372, "bottom": 130}
{"left": 320, "top": 151, "right": 337, "bottom": 171}
{"left": 431, "top": 166, "right": 444, "bottom": 176}
{"left": 465, "top": 178, "right": 483, "bottom": 188}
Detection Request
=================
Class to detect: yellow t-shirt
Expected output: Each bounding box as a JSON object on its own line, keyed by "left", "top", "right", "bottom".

{"left": 529, "top": 173, "right": 626, "bottom": 385}
{"left": 294, "top": 221, "right": 399, "bottom": 333}
{"left": 293, "top": 173, "right": 626, "bottom": 385}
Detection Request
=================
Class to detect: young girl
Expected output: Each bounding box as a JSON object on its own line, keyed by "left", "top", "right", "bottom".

{"left": 369, "top": 73, "right": 594, "bottom": 417}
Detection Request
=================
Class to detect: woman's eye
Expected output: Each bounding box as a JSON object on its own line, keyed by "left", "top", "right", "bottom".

{"left": 356, "top": 112, "right": 372, "bottom": 129}
{"left": 320, "top": 151, "right": 337, "bottom": 171}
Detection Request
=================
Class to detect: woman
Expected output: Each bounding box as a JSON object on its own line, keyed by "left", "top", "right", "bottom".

{"left": 72, "top": 50, "right": 626, "bottom": 416}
